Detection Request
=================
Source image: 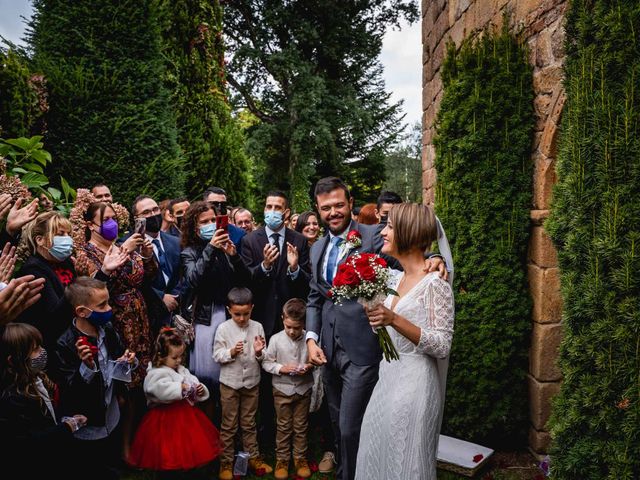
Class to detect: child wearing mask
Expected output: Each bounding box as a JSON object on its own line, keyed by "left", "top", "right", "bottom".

{"left": 55, "top": 276, "right": 137, "bottom": 477}
{"left": 0, "top": 323, "right": 86, "bottom": 476}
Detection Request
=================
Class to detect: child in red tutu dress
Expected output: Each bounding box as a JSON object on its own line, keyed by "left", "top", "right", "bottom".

{"left": 129, "top": 328, "right": 221, "bottom": 471}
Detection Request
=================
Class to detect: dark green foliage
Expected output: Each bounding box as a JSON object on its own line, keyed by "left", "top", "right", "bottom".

{"left": 28, "top": 0, "right": 184, "bottom": 206}
{"left": 159, "top": 0, "right": 251, "bottom": 205}
{"left": 546, "top": 1, "right": 640, "bottom": 478}
{"left": 0, "top": 49, "right": 43, "bottom": 138}
{"left": 434, "top": 26, "right": 533, "bottom": 446}
{"left": 224, "top": 1, "right": 418, "bottom": 210}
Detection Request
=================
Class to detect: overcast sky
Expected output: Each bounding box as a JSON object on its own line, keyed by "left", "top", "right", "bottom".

{"left": 0, "top": 0, "right": 422, "bottom": 127}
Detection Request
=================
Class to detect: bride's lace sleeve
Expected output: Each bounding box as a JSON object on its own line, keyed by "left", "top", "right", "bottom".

{"left": 417, "top": 277, "right": 454, "bottom": 359}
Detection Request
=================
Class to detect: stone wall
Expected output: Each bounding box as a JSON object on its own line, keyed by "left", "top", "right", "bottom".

{"left": 422, "top": 0, "right": 568, "bottom": 454}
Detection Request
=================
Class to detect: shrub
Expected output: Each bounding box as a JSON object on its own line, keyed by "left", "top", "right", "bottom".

{"left": 434, "top": 24, "right": 534, "bottom": 446}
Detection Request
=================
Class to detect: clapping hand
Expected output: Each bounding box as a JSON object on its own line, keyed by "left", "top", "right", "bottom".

{"left": 101, "top": 244, "right": 129, "bottom": 275}
{"left": 0, "top": 243, "right": 17, "bottom": 283}
{"left": 6, "top": 198, "right": 38, "bottom": 237}
{"left": 0, "top": 194, "right": 12, "bottom": 221}
{"left": 262, "top": 243, "right": 279, "bottom": 270}
{"left": 0, "top": 275, "right": 46, "bottom": 325}
{"left": 253, "top": 335, "right": 266, "bottom": 355}
{"left": 286, "top": 242, "right": 299, "bottom": 272}
{"left": 231, "top": 340, "right": 244, "bottom": 358}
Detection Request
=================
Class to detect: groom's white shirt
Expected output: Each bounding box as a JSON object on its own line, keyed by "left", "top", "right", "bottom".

{"left": 305, "top": 229, "right": 348, "bottom": 345}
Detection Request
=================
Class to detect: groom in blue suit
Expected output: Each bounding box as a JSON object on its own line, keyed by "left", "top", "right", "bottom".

{"left": 306, "top": 177, "right": 387, "bottom": 480}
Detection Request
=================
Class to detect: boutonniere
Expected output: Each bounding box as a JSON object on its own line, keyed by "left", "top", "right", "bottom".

{"left": 342, "top": 229, "right": 362, "bottom": 251}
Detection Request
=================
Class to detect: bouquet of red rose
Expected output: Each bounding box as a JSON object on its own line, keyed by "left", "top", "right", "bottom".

{"left": 329, "top": 251, "right": 399, "bottom": 361}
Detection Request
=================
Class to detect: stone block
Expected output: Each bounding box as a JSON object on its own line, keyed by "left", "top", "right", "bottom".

{"left": 529, "top": 427, "right": 552, "bottom": 454}
{"left": 424, "top": 186, "right": 436, "bottom": 205}
{"left": 434, "top": 8, "right": 451, "bottom": 48}
{"left": 530, "top": 209, "right": 550, "bottom": 226}
{"left": 529, "top": 225, "right": 558, "bottom": 268}
{"left": 455, "top": 0, "right": 472, "bottom": 20}
{"left": 550, "top": 17, "right": 565, "bottom": 61}
{"left": 529, "top": 322, "right": 563, "bottom": 381}
{"left": 548, "top": 87, "right": 566, "bottom": 126}
{"left": 448, "top": 12, "right": 468, "bottom": 47}
{"left": 475, "top": 0, "right": 496, "bottom": 28}
{"left": 533, "top": 64, "right": 564, "bottom": 95}
{"left": 423, "top": 167, "right": 437, "bottom": 190}
{"left": 423, "top": 74, "right": 442, "bottom": 110}
{"left": 535, "top": 28, "right": 554, "bottom": 68}
{"left": 540, "top": 117, "right": 559, "bottom": 158}
{"left": 528, "top": 375, "right": 561, "bottom": 431}
{"left": 531, "top": 131, "right": 543, "bottom": 152}
{"left": 533, "top": 155, "right": 556, "bottom": 209}
{"left": 528, "top": 265, "right": 562, "bottom": 323}
{"left": 422, "top": 143, "right": 434, "bottom": 171}
{"left": 534, "top": 93, "right": 552, "bottom": 122}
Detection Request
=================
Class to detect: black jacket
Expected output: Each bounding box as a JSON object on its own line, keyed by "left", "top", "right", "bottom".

{"left": 55, "top": 323, "right": 125, "bottom": 426}
{"left": 16, "top": 254, "right": 77, "bottom": 351}
{"left": 0, "top": 386, "right": 74, "bottom": 475}
{"left": 180, "top": 241, "right": 250, "bottom": 326}
{"left": 240, "top": 227, "right": 311, "bottom": 338}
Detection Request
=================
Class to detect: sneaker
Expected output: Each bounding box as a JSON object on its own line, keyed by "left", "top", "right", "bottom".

{"left": 274, "top": 459, "right": 289, "bottom": 480}
{"left": 219, "top": 461, "right": 234, "bottom": 480}
{"left": 318, "top": 451, "right": 336, "bottom": 473}
{"left": 249, "top": 455, "right": 273, "bottom": 475}
{"left": 294, "top": 457, "right": 312, "bottom": 478}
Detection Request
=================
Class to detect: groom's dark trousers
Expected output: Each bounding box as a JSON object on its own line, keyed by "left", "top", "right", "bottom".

{"left": 323, "top": 341, "right": 378, "bottom": 480}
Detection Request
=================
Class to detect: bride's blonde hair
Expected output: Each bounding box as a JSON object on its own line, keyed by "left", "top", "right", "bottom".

{"left": 388, "top": 203, "right": 437, "bottom": 254}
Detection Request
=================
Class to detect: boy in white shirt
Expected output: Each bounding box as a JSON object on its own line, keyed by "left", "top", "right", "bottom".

{"left": 262, "top": 298, "right": 313, "bottom": 479}
{"left": 213, "top": 287, "right": 272, "bottom": 480}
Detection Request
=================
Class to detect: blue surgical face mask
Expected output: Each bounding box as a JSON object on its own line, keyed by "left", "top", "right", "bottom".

{"left": 49, "top": 235, "right": 74, "bottom": 261}
{"left": 83, "top": 308, "right": 113, "bottom": 327}
{"left": 264, "top": 210, "right": 284, "bottom": 230}
{"left": 199, "top": 223, "right": 216, "bottom": 241}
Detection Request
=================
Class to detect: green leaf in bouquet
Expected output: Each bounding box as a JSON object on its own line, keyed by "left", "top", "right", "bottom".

{"left": 20, "top": 172, "right": 49, "bottom": 188}
{"left": 47, "top": 187, "right": 62, "bottom": 200}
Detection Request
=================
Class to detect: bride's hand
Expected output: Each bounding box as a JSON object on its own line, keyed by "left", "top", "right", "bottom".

{"left": 365, "top": 304, "right": 396, "bottom": 328}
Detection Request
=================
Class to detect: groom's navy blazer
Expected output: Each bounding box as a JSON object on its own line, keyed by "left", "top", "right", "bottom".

{"left": 306, "top": 220, "right": 383, "bottom": 366}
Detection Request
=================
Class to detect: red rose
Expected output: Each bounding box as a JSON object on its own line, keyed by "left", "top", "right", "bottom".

{"left": 353, "top": 254, "right": 371, "bottom": 269}
{"left": 360, "top": 265, "right": 376, "bottom": 281}
{"left": 374, "top": 256, "right": 387, "bottom": 267}
{"left": 347, "top": 230, "right": 362, "bottom": 242}
{"left": 336, "top": 264, "right": 360, "bottom": 287}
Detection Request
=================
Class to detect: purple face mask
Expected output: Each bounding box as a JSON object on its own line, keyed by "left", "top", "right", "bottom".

{"left": 99, "top": 218, "right": 119, "bottom": 241}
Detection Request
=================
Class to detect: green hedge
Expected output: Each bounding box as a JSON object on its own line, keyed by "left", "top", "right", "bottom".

{"left": 29, "top": 0, "right": 185, "bottom": 206}
{"left": 546, "top": 1, "right": 640, "bottom": 478}
{"left": 160, "top": 0, "right": 251, "bottom": 205}
{"left": 0, "top": 49, "right": 42, "bottom": 138}
{"left": 434, "top": 25, "right": 533, "bottom": 446}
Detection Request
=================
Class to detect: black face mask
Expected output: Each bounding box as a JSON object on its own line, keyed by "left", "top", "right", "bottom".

{"left": 145, "top": 213, "right": 163, "bottom": 234}
{"left": 175, "top": 216, "right": 184, "bottom": 229}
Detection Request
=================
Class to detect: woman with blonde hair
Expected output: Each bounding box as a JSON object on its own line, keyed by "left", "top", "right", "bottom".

{"left": 355, "top": 203, "right": 455, "bottom": 480}
{"left": 16, "top": 212, "right": 81, "bottom": 351}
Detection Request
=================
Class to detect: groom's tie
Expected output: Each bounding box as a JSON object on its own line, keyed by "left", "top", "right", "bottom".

{"left": 325, "top": 236, "right": 343, "bottom": 285}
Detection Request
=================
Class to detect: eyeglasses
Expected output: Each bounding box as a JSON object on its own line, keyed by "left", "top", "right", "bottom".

{"left": 138, "top": 207, "right": 161, "bottom": 216}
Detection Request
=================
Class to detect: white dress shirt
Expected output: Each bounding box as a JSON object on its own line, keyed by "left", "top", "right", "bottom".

{"left": 213, "top": 319, "right": 265, "bottom": 390}
{"left": 263, "top": 330, "right": 313, "bottom": 396}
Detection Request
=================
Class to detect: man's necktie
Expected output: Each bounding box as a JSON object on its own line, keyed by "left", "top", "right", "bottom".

{"left": 326, "top": 236, "right": 343, "bottom": 284}
{"left": 270, "top": 233, "right": 281, "bottom": 254}
{"left": 152, "top": 238, "right": 171, "bottom": 277}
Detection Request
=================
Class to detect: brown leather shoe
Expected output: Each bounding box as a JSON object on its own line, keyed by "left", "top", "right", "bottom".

{"left": 318, "top": 451, "right": 336, "bottom": 473}
{"left": 274, "top": 459, "right": 289, "bottom": 480}
{"left": 249, "top": 455, "right": 273, "bottom": 474}
{"left": 219, "top": 461, "right": 234, "bottom": 480}
{"left": 295, "top": 457, "right": 312, "bottom": 478}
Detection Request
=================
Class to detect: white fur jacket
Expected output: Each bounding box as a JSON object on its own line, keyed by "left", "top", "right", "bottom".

{"left": 142, "top": 363, "right": 209, "bottom": 406}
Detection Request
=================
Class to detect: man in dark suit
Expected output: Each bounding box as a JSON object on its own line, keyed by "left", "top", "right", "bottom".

{"left": 240, "top": 191, "right": 311, "bottom": 338}
{"left": 306, "top": 177, "right": 445, "bottom": 480}
{"left": 131, "top": 195, "right": 184, "bottom": 332}
{"left": 240, "top": 190, "right": 311, "bottom": 448}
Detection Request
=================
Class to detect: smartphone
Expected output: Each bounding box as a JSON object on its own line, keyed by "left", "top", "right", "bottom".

{"left": 216, "top": 214, "right": 229, "bottom": 234}
{"left": 134, "top": 217, "right": 146, "bottom": 236}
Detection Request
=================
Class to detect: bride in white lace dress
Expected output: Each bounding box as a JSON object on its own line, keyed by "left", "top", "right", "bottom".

{"left": 355, "top": 203, "right": 454, "bottom": 480}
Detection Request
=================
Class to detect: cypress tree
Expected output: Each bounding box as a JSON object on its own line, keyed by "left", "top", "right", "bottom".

{"left": 434, "top": 25, "right": 533, "bottom": 445}
{"left": 547, "top": 1, "right": 640, "bottom": 477}
{"left": 159, "top": 0, "right": 251, "bottom": 204}
{"left": 28, "top": 0, "right": 184, "bottom": 206}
